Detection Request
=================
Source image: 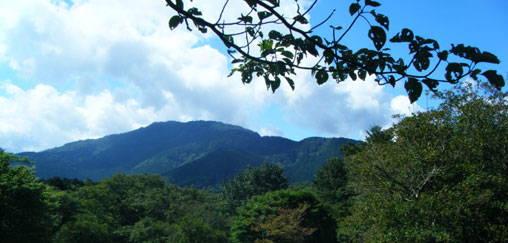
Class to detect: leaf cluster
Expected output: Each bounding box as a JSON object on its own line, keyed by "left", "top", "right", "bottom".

{"left": 165, "top": 0, "right": 505, "bottom": 102}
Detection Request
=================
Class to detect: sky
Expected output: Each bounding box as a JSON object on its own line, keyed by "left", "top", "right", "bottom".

{"left": 0, "top": 0, "right": 507, "bottom": 153}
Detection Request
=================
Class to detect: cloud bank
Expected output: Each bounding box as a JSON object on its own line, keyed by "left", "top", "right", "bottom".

{"left": 0, "top": 0, "right": 416, "bottom": 152}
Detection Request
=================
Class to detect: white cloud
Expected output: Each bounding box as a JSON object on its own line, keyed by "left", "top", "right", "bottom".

{"left": 390, "top": 95, "right": 424, "bottom": 116}
{"left": 0, "top": 81, "right": 157, "bottom": 152}
{"left": 259, "top": 126, "right": 284, "bottom": 137}
{"left": 0, "top": 0, "right": 408, "bottom": 151}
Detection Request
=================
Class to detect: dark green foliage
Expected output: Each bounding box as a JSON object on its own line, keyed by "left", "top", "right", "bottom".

{"left": 0, "top": 150, "right": 52, "bottom": 242}
{"left": 42, "top": 177, "right": 85, "bottom": 191}
{"left": 51, "top": 174, "right": 229, "bottom": 242}
{"left": 221, "top": 162, "right": 289, "bottom": 213}
{"left": 340, "top": 84, "right": 508, "bottom": 241}
{"left": 311, "top": 157, "right": 352, "bottom": 222}
{"left": 230, "top": 189, "right": 336, "bottom": 243}
{"left": 165, "top": 0, "right": 504, "bottom": 101}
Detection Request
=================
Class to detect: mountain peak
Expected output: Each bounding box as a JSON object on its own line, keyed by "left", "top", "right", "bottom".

{"left": 19, "top": 120, "right": 355, "bottom": 186}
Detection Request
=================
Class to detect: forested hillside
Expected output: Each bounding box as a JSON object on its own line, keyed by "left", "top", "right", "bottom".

{"left": 19, "top": 121, "right": 354, "bottom": 186}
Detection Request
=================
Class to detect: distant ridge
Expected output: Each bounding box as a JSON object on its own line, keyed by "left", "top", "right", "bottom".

{"left": 19, "top": 120, "right": 356, "bottom": 188}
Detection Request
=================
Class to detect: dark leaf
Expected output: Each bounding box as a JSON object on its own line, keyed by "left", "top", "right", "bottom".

{"left": 271, "top": 76, "right": 281, "bottom": 92}
{"left": 175, "top": 0, "right": 184, "bottom": 9}
{"left": 268, "top": 30, "right": 283, "bottom": 40}
{"left": 422, "top": 78, "right": 439, "bottom": 91}
{"left": 285, "top": 77, "right": 295, "bottom": 90}
{"left": 368, "top": 26, "right": 386, "bottom": 51}
{"left": 245, "top": 0, "right": 257, "bottom": 8}
{"left": 349, "top": 3, "right": 361, "bottom": 16}
{"left": 477, "top": 51, "right": 500, "bottom": 64}
{"left": 241, "top": 70, "right": 253, "bottom": 84}
{"left": 169, "top": 16, "right": 182, "bottom": 30}
{"left": 450, "top": 44, "right": 480, "bottom": 62}
{"left": 198, "top": 26, "right": 207, "bottom": 33}
{"left": 188, "top": 7, "right": 202, "bottom": 16}
{"left": 358, "top": 69, "right": 367, "bottom": 80}
{"left": 365, "top": 0, "right": 381, "bottom": 7}
{"left": 294, "top": 15, "right": 309, "bottom": 24}
{"left": 349, "top": 71, "right": 357, "bottom": 81}
{"left": 471, "top": 69, "right": 481, "bottom": 81}
{"left": 224, "top": 35, "right": 234, "bottom": 48}
{"left": 391, "top": 29, "right": 413, "bottom": 43}
{"left": 238, "top": 15, "right": 253, "bottom": 24}
{"left": 316, "top": 69, "right": 329, "bottom": 85}
{"left": 482, "top": 70, "right": 505, "bottom": 89}
{"left": 437, "top": 51, "right": 448, "bottom": 61}
{"left": 281, "top": 50, "right": 294, "bottom": 59}
{"left": 246, "top": 27, "right": 255, "bottom": 37}
{"left": 305, "top": 40, "right": 319, "bottom": 56}
{"left": 231, "top": 59, "right": 244, "bottom": 64}
{"left": 445, "top": 63, "right": 464, "bottom": 82}
{"left": 401, "top": 28, "right": 414, "bottom": 42}
{"left": 258, "top": 11, "right": 273, "bottom": 21}
{"left": 413, "top": 51, "right": 432, "bottom": 71}
{"left": 405, "top": 78, "right": 422, "bottom": 103}
{"left": 388, "top": 76, "right": 396, "bottom": 87}
{"left": 374, "top": 13, "right": 389, "bottom": 30}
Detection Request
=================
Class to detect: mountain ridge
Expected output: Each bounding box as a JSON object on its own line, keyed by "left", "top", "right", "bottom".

{"left": 18, "top": 120, "right": 356, "bottom": 187}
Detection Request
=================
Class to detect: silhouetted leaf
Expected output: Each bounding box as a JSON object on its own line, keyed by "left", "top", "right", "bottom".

{"left": 169, "top": 16, "right": 182, "bottom": 30}
{"left": 358, "top": 69, "right": 367, "bottom": 80}
{"left": 405, "top": 78, "right": 422, "bottom": 103}
{"left": 238, "top": 15, "right": 253, "bottom": 24}
{"left": 368, "top": 26, "right": 386, "bottom": 51}
{"left": 316, "top": 69, "right": 329, "bottom": 85}
{"left": 258, "top": 11, "right": 273, "bottom": 21}
{"left": 374, "top": 13, "right": 389, "bottom": 30}
{"left": 477, "top": 51, "right": 500, "bottom": 64}
{"left": 285, "top": 77, "right": 295, "bottom": 90}
{"left": 294, "top": 15, "right": 309, "bottom": 24}
{"left": 482, "top": 70, "right": 505, "bottom": 89}
{"left": 281, "top": 50, "right": 294, "bottom": 59}
{"left": 422, "top": 78, "right": 439, "bottom": 91}
{"left": 437, "top": 51, "right": 448, "bottom": 61}
{"left": 390, "top": 28, "right": 414, "bottom": 43}
{"left": 175, "top": 0, "right": 184, "bottom": 9}
{"left": 349, "top": 3, "right": 361, "bottom": 16}
{"left": 388, "top": 76, "right": 396, "bottom": 87}
{"left": 445, "top": 63, "right": 464, "bottom": 82}
{"left": 349, "top": 71, "right": 357, "bottom": 81}
{"left": 365, "top": 0, "right": 381, "bottom": 7}
{"left": 268, "top": 30, "right": 282, "bottom": 40}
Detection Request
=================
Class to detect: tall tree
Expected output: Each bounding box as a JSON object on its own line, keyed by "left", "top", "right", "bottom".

{"left": 221, "top": 162, "right": 289, "bottom": 213}
{"left": 340, "top": 83, "right": 508, "bottom": 241}
{"left": 231, "top": 189, "right": 336, "bottom": 243}
{"left": 164, "top": 0, "right": 504, "bottom": 102}
{"left": 0, "top": 150, "right": 52, "bottom": 242}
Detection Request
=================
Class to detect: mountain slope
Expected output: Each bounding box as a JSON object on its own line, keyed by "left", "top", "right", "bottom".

{"left": 18, "top": 120, "right": 356, "bottom": 186}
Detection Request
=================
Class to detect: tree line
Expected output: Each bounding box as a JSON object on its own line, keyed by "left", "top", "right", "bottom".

{"left": 1, "top": 83, "right": 507, "bottom": 242}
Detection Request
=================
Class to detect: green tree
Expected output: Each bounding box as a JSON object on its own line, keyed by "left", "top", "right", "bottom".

{"left": 53, "top": 173, "right": 230, "bottom": 242}
{"left": 311, "top": 157, "right": 352, "bottom": 221}
{"left": 0, "top": 149, "right": 52, "bottom": 242}
{"left": 165, "top": 0, "right": 504, "bottom": 102}
{"left": 340, "top": 83, "right": 508, "bottom": 241}
{"left": 231, "top": 189, "right": 336, "bottom": 243}
{"left": 221, "top": 162, "right": 289, "bottom": 213}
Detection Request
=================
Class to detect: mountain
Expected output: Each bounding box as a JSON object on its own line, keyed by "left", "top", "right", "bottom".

{"left": 18, "top": 121, "right": 355, "bottom": 187}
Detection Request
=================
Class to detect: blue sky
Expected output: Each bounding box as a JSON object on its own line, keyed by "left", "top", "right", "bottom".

{"left": 0, "top": 0, "right": 506, "bottom": 153}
